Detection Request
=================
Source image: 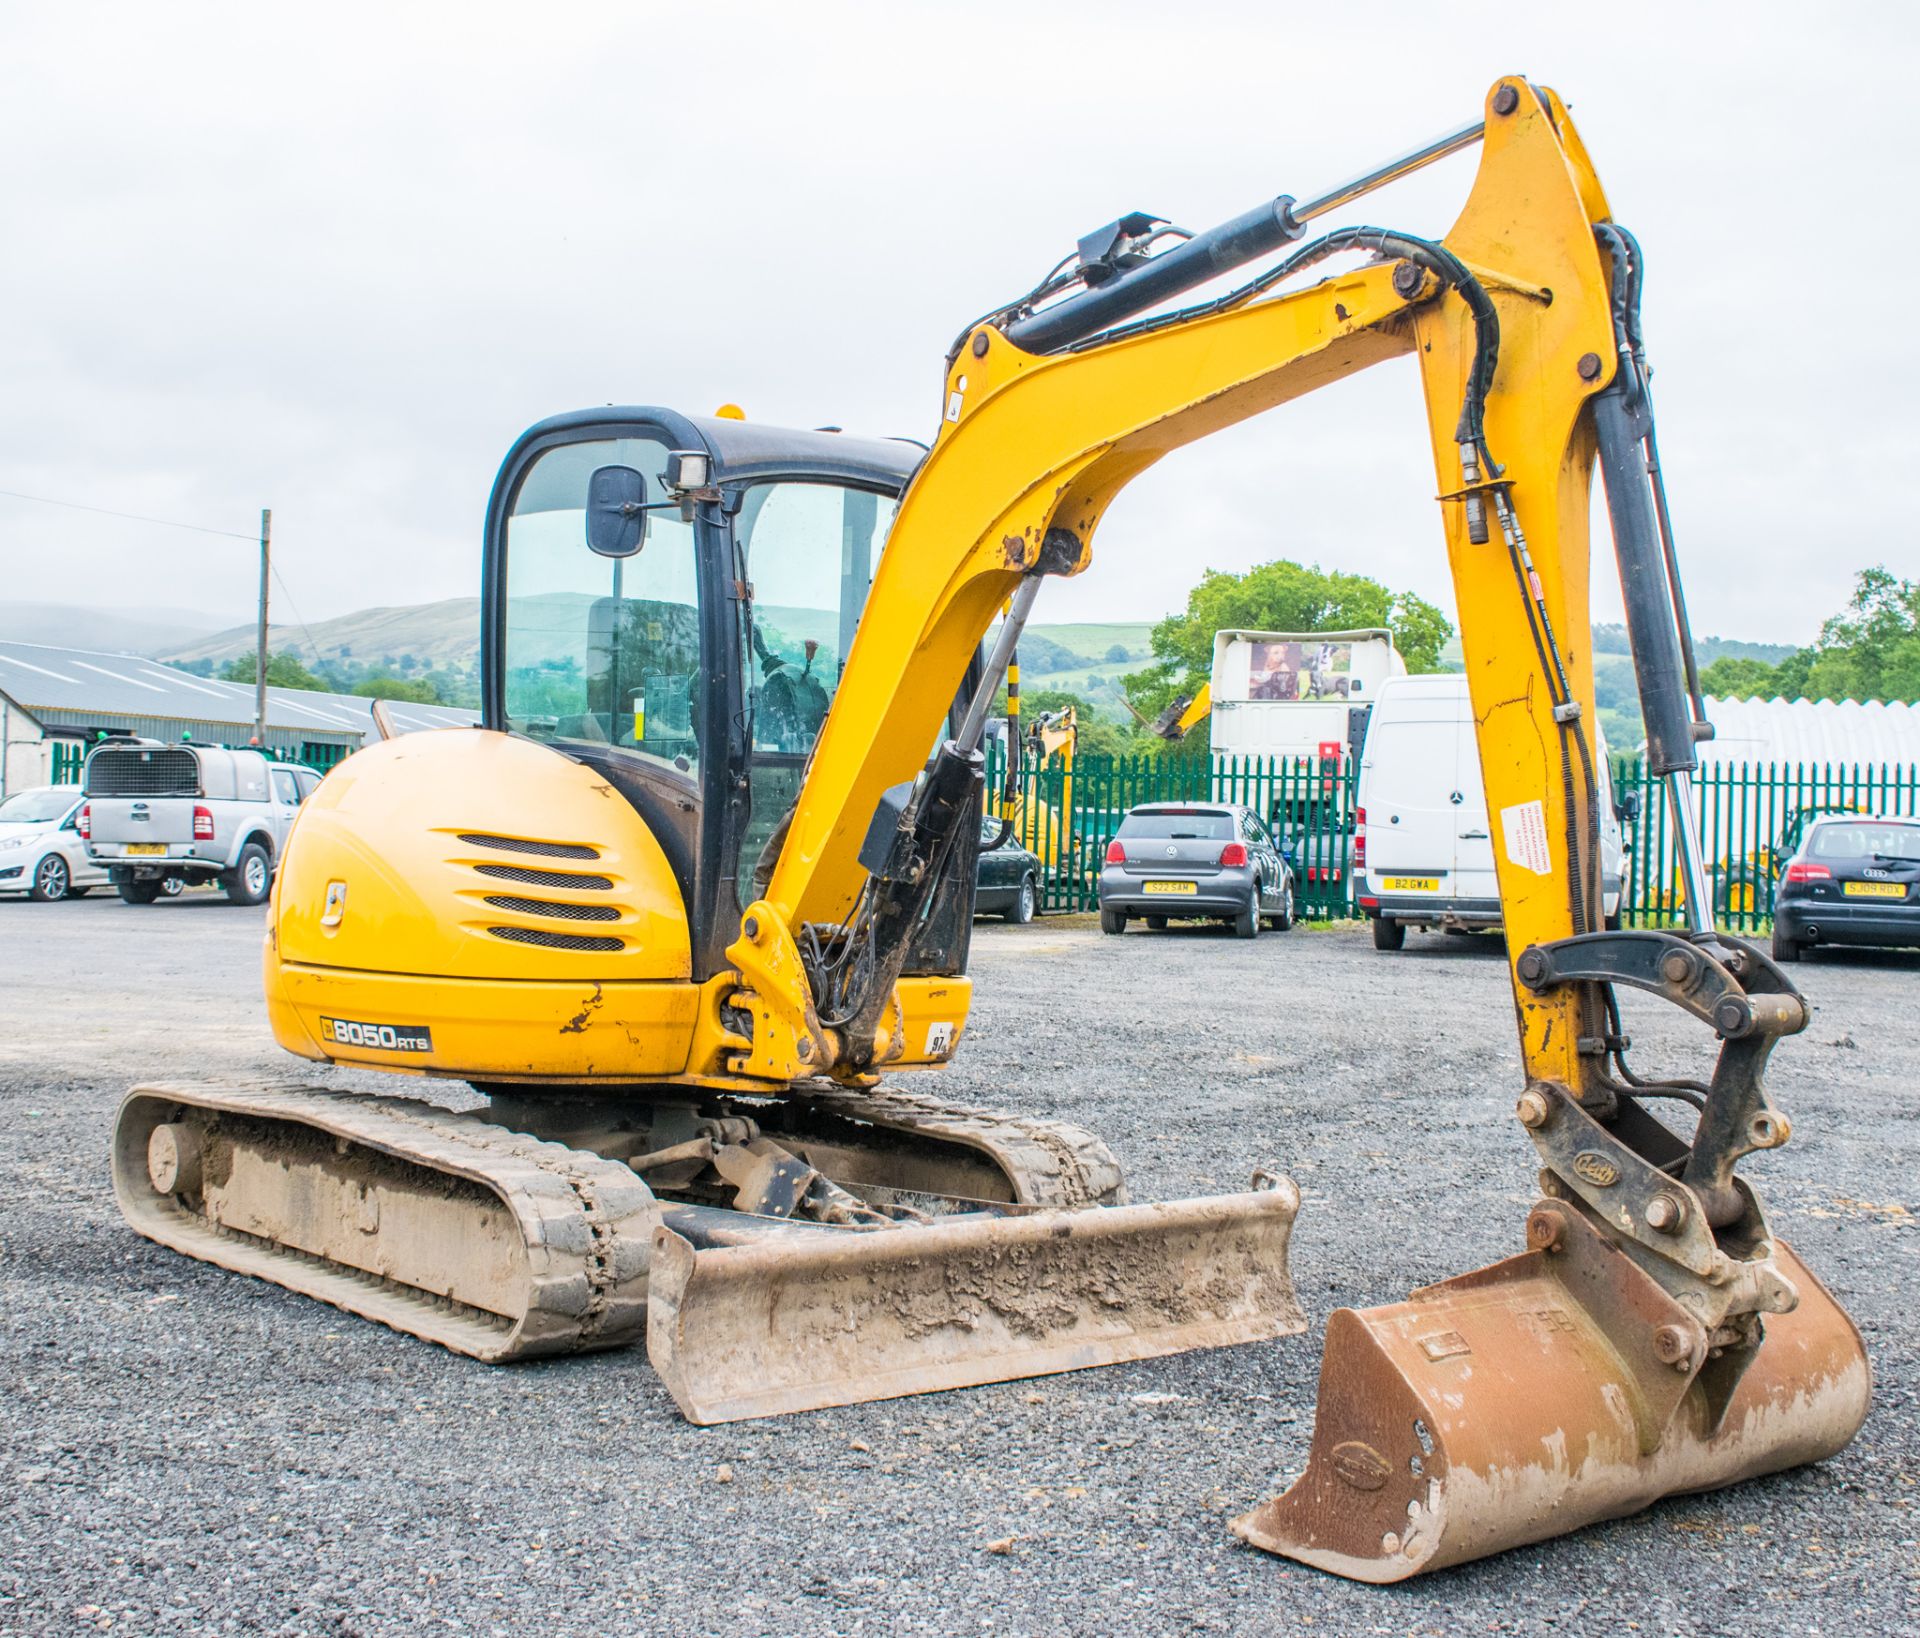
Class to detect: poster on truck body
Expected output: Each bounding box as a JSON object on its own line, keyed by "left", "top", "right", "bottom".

{"left": 1247, "top": 640, "right": 1354, "bottom": 702}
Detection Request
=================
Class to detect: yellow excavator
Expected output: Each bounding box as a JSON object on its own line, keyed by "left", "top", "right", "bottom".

{"left": 113, "top": 77, "right": 1867, "bottom": 1582}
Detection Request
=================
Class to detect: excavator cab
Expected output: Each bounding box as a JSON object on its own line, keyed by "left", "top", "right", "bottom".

{"left": 486, "top": 410, "right": 973, "bottom": 978}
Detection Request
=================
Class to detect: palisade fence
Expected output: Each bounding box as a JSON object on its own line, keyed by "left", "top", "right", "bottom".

{"left": 985, "top": 743, "right": 1920, "bottom": 931}
{"left": 1614, "top": 756, "right": 1920, "bottom": 935}
{"left": 984, "top": 745, "right": 1359, "bottom": 919}
{"left": 49, "top": 740, "right": 352, "bottom": 785}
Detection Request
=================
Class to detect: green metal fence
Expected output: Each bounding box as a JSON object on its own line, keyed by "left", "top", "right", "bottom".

{"left": 990, "top": 745, "right": 1920, "bottom": 929}
{"left": 48, "top": 739, "right": 353, "bottom": 785}
{"left": 988, "top": 747, "right": 1358, "bottom": 918}
{"left": 1613, "top": 756, "right": 1920, "bottom": 936}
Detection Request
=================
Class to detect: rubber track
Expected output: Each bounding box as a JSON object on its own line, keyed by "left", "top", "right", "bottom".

{"left": 115, "top": 1083, "right": 656, "bottom": 1362}
{"left": 779, "top": 1082, "right": 1128, "bottom": 1208}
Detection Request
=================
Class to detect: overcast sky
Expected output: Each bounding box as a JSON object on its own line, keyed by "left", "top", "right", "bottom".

{"left": 1, "top": 2, "right": 1913, "bottom": 646}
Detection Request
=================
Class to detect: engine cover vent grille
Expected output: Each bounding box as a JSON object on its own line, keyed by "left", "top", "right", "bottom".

{"left": 472, "top": 863, "right": 613, "bottom": 892}
{"left": 483, "top": 894, "right": 620, "bottom": 922}
{"left": 487, "top": 925, "right": 623, "bottom": 953}
{"left": 458, "top": 833, "right": 599, "bottom": 861}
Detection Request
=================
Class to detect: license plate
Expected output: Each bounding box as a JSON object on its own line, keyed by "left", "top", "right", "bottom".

{"left": 124, "top": 843, "right": 168, "bottom": 857}
{"left": 1143, "top": 880, "right": 1198, "bottom": 895}
{"left": 1382, "top": 876, "right": 1440, "bottom": 892}
{"left": 1843, "top": 881, "right": 1905, "bottom": 898}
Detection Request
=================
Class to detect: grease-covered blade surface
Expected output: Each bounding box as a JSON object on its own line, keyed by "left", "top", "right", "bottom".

{"left": 113, "top": 1084, "right": 656, "bottom": 1361}
{"left": 1232, "top": 1237, "right": 1870, "bottom": 1583}
{"left": 646, "top": 1182, "right": 1305, "bottom": 1423}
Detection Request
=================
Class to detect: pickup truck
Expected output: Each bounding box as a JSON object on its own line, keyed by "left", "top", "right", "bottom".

{"left": 81, "top": 742, "right": 319, "bottom": 905}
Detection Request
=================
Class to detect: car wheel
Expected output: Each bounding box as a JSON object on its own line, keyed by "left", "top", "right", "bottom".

{"left": 1269, "top": 877, "right": 1296, "bottom": 932}
{"left": 1372, "top": 917, "right": 1406, "bottom": 951}
{"left": 224, "top": 842, "right": 272, "bottom": 906}
{"left": 29, "top": 854, "right": 71, "bottom": 902}
{"left": 1099, "top": 907, "right": 1127, "bottom": 935}
{"left": 1233, "top": 884, "right": 1259, "bottom": 939}
{"left": 1005, "top": 875, "right": 1036, "bottom": 924}
{"left": 1146, "top": 915, "right": 1168, "bottom": 930}
{"left": 1771, "top": 926, "right": 1801, "bottom": 963}
{"left": 117, "top": 879, "right": 164, "bottom": 905}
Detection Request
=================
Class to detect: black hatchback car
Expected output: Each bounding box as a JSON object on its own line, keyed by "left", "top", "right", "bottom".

{"left": 974, "top": 823, "right": 1043, "bottom": 923}
{"left": 1771, "top": 815, "right": 1920, "bottom": 962}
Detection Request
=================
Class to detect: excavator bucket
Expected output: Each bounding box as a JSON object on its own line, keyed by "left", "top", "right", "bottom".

{"left": 647, "top": 1183, "right": 1305, "bottom": 1423}
{"left": 1233, "top": 1206, "right": 1870, "bottom": 1582}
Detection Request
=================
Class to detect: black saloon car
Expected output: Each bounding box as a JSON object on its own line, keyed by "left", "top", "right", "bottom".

{"left": 1771, "top": 815, "right": 1920, "bottom": 962}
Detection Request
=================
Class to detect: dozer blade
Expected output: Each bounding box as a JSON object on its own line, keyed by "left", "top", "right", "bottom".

{"left": 646, "top": 1181, "right": 1305, "bottom": 1423}
{"left": 1232, "top": 1208, "right": 1869, "bottom": 1583}
{"left": 113, "top": 1084, "right": 656, "bottom": 1361}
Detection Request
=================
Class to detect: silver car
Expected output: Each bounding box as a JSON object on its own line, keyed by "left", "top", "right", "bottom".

{"left": 1098, "top": 802, "right": 1295, "bottom": 938}
{"left": 0, "top": 785, "right": 109, "bottom": 901}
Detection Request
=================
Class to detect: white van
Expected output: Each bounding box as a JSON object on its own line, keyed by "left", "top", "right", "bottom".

{"left": 1354, "top": 675, "right": 1624, "bottom": 950}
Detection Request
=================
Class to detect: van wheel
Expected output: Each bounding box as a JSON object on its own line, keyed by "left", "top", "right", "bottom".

{"left": 224, "top": 842, "right": 272, "bottom": 906}
{"left": 1372, "top": 917, "right": 1406, "bottom": 951}
{"left": 1099, "top": 908, "right": 1127, "bottom": 935}
{"left": 117, "top": 880, "right": 164, "bottom": 905}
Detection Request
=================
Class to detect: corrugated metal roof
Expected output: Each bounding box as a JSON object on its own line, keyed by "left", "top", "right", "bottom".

{"left": 1702, "top": 696, "right": 1920, "bottom": 769}
{"left": 0, "top": 640, "right": 478, "bottom": 743}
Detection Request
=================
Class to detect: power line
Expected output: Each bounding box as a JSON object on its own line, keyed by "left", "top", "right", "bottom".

{"left": 0, "top": 485, "right": 258, "bottom": 541}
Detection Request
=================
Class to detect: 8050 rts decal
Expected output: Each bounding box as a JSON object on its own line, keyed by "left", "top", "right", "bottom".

{"left": 320, "top": 1017, "right": 434, "bottom": 1053}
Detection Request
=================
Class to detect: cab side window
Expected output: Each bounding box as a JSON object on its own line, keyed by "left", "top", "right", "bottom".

{"left": 271, "top": 769, "right": 300, "bottom": 806}
{"left": 294, "top": 769, "right": 321, "bottom": 802}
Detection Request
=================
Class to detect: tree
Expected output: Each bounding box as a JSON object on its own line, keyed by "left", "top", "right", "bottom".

{"left": 1696, "top": 568, "right": 1920, "bottom": 704}
{"left": 220, "top": 651, "right": 325, "bottom": 691}
{"left": 990, "top": 686, "right": 1139, "bottom": 757}
{"left": 1104, "top": 643, "right": 1131, "bottom": 663}
{"left": 351, "top": 675, "right": 441, "bottom": 704}
{"left": 1697, "top": 656, "right": 1783, "bottom": 701}
{"left": 1121, "top": 558, "right": 1453, "bottom": 726}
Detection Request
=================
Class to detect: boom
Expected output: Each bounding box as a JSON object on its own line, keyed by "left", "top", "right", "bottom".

{"left": 731, "top": 74, "right": 1867, "bottom": 1579}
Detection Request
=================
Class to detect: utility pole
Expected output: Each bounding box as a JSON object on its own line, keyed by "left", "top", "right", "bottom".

{"left": 253, "top": 508, "right": 271, "bottom": 746}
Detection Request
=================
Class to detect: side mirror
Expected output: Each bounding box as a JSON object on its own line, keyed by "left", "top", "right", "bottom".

{"left": 1620, "top": 790, "right": 1643, "bottom": 825}
{"left": 1280, "top": 837, "right": 1297, "bottom": 860}
{"left": 586, "top": 465, "right": 648, "bottom": 557}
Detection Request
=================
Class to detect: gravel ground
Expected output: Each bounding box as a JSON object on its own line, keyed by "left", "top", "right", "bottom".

{"left": 1, "top": 895, "right": 1915, "bottom": 1636}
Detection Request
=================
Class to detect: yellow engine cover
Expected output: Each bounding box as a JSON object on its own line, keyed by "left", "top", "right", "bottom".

{"left": 266, "top": 729, "right": 702, "bottom": 1080}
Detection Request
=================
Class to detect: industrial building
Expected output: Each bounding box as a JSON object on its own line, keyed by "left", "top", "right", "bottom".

{"left": 0, "top": 638, "right": 476, "bottom": 797}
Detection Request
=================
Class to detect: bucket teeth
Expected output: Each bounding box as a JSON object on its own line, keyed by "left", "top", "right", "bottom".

{"left": 1232, "top": 1236, "right": 1869, "bottom": 1582}
{"left": 647, "top": 1183, "right": 1306, "bottom": 1424}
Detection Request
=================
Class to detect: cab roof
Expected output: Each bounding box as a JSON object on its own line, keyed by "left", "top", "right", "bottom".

{"left": 511, "top": 406, "right": 926, "bottom": 494}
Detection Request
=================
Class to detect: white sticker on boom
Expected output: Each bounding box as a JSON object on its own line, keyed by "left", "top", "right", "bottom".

{"left": 1501, "top": 799, "right": 1553, "bottom": 876}
{"left": 925, "top": 1021, "right": 955, "bottom": 1056}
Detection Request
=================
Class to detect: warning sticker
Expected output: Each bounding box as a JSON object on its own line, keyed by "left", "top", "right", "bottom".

{"left": 1500, "top": 799, "right": 1553, "bottom": 877}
